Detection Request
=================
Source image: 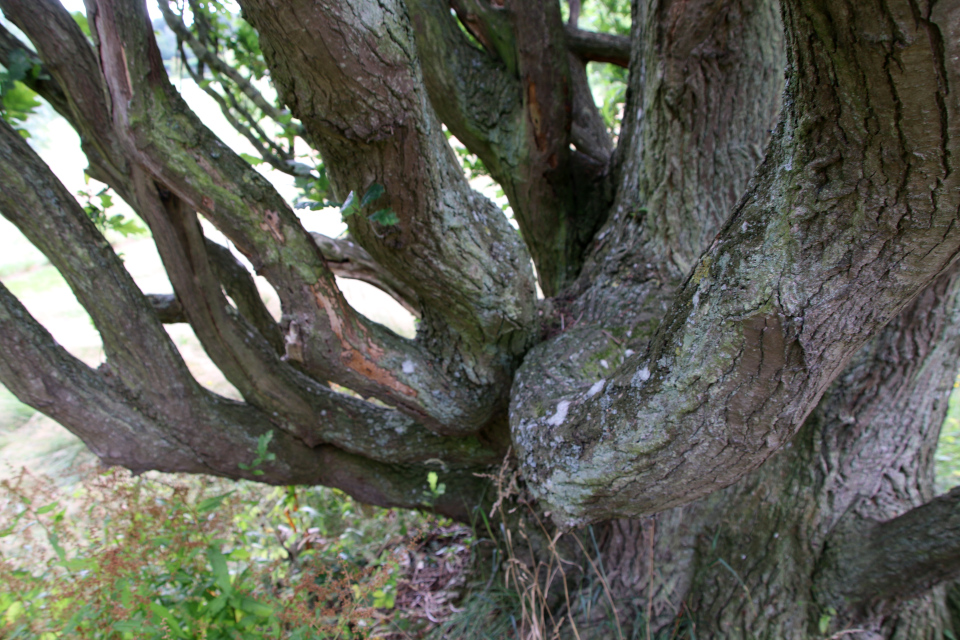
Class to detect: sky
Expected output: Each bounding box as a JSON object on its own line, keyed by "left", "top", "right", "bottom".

{"left": 59, "top": 0, "right": 163, "bottom": 20}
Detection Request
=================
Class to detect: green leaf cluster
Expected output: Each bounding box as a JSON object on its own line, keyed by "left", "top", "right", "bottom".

{"left": 238, "top": 431, "right": 277, "bottom": 476}
{"left": 76, "top": 179, "right": 147, "bottom": 238}
{"left": 339, "top": 183, "right": 399, "bottom": 227}
{"left": 0, "top": 49, "right": 43, "bottom": 136}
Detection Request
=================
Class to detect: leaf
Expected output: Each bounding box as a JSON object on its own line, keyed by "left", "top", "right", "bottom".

{"left": 196, "top": 491, "right": 235, "bottom": 514}
{"left": 1, "top": 50, "right": 32, "bottom": 90}
{"left": 229, "top": 547, "right": 251, "bottom": 560}
{"left": 237, "top": 596, "right": 273, "bottom": 618}
{"left": 207, "top": 592, "right": 228, "bottom": 616}
{"left": 113, "top": 620, "right": 142, "bottom": 633}
{"left": 63, "top": 557, "right": 96, "bottom": 572}
{"left": 239, "top": 152, "right": 264, "bottom": 166}
{"left": 368, "top": 208, "right": 399, "bottom": 226}
{"left": 0, "top": 509, "right": 27, "bottom": 537}
{"left": 361, "top": 182, "right": 385, "bottom": 207}
{"left": 206, "top": 545, "right": 232, "bottom": 592}
{"left": 47, "top": 531, "right": 66, "bottom": 562}
{"left": 35, "top": 501, "right": 60, "bottom": 515}
{"left": 340, "top": 190, "right": 358, "bottom": 217}
{"left": 3, "top": 601, "right": 23, "bottom": 625}
{"left": 71, "top": 11, "right": 92, "bottom": 38}
{"left": 257, "top": 430, "right": 274, "bottom": 456}
{"left": 149, "top": 602, "right": 187, "bottom": 639}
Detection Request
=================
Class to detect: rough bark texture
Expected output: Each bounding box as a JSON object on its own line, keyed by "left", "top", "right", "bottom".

{"left": 2, "top": 0, "right": 960, "bottom": 635}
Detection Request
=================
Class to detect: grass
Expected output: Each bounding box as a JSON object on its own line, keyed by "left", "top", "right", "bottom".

{"left": 936, "top": 379, "right": 960, "bottom": 493}
{"left": 0, "top": 387, "right": 33, "bottom": 434}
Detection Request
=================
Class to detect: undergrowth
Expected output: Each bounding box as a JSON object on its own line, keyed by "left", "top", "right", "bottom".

{"left": 0, "top": 455, "right": 700, "bottom": 639}
{"left": 0, "top": 466, "right": 469, "bottom": 639}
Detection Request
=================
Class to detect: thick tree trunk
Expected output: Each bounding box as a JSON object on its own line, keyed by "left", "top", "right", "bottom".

{"left": 5, "top": 0, "right": 960, "bottom": 634}
{"left": 564, "top": 264, "right": 960, "bottom": 639}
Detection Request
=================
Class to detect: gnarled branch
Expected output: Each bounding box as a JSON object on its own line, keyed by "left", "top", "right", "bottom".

{"left": 564, "top": 25, "right": 630, "bottom": 68}
{"left": 512, "top": 0, "right": 960, "bottom": 526}
{"left": 0, "top": 280, "right": 490, "bottom": 521}
{"left": 818, "top": 487, "right": 960, "bottom": 612}
{"left": 0, "top": 115, "right": 498, "bottom": 474}
{"left": 3, "top": 0, "right": 516, "bottom": 435}
{"left": 311, "top": 232, "right": 420, "bottom": 318}
{"left": 409, "top": 0, "right": 613, "bottom": 295}
{"left": 239, "top": 0, "right": 539, "bottom": 426}
{"left": 204, "top": 237, "right": 284, "bottom": 354}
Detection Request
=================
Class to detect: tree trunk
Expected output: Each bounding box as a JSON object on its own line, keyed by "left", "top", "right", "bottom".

{"left": 4, "top": 0, "right": 960, "bottom": 635}
{"left": 567, "top": 264, "right": 960, "bottom": 639}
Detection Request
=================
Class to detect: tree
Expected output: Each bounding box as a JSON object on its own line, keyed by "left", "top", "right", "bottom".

{"left": 1, "top": 0, "right": 959, "bottom": 636}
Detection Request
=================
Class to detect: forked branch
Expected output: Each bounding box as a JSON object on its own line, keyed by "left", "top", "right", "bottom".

{"left": 818, "top": 487, "right": 960, "bottom": 611}
{"left": 512, "top": 0, "right": 960, "bottom": 526}
{"left": 2, "top": 0, "right": 516, "bottom": 435}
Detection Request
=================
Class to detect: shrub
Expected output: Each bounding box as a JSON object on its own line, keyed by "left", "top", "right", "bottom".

{"left": 0, "top": 467, "right": 448, "bottom": 639}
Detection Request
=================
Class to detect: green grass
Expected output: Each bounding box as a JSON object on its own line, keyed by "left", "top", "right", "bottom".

{"left": 3, "top": 264, "right": 70, "bottom": 297}
{"left": 937, "top": 379, "right": 960, "bottom": 493}
{"left": 0, "top": 386, "right": 33, "bottom": 434}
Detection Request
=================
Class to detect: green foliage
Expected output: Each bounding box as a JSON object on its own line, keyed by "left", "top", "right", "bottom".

{"left": 76, "top": 178, "right": 146, "bottom": 238}
{"left": 186, "top": 1, "right": 268, "bottom": 80}
{"left": 818, "top": 606, "right": 837, "bottom": 635}
{"left": 936, "top": 377, "right": 960, "bottom": 492}
{"left": 71, "top": 11, "right": 92, "bottom": 39}
{"left": 292, "top": 165, "right": 334, "bottom": 211}
{"left": 0, "top": 49, "right": 43, "bottom": 136}
{"left": 0, "top": 468, "right": 442, "bottom": 639}
{"left": 339, "top": 183, "right": 399, "bottom": 227}
{"left": 237, "top": 431, "right": 277, "bottom": 476}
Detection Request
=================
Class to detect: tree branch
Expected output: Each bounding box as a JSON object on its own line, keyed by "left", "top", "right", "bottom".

{"left": 146, "top": 293, "right": 186, "bottom": 323}
{"left": 584, "top": 0, "right": 784, "bottom": 280}
{"left": 310, "top": 232, "right": 420, "bottom": 318}
{"left": 567, "top": 51, "right": 613, "bottom": 165}
{"left": 0, "top": 96, "right": 497, "bottom": 471}
{"left": 409, "top": 0, "right": 613, "bottom": 296}
{"left": 157, "top": 0, "right": 287, "bottom": 124}
{"left": 0, "top": 280, "right": 492, "bottom": 521}
{"left": 512, "top": 0, "right": 960, "bottom": 526}
{"left": 0, "top": 18, "right": 132, "bottom": 200}
{"left": 203, "top": 237, "right": 284, "bottom": 354}
{"left": 818, "top": 487, "right": 960, "bottom": 611}
{"left": 238, "top": 0, "right": 539, "bottom": 421}
{"left": 3, "top": 0, "right": 516, "bottom": 435}
{"left": 564, "top": 25, "right": 630, "bottom": 68}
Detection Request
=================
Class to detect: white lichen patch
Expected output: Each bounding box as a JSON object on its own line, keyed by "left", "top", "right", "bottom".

{"left": 401, "top": 359, "right": 415, "bottom": 374}
{"left": 547, "top": 400, "right": 570, "bottom": 427}
{"left": 632, "top": 365, "right": 651, "bottom": 387}
{"left": 587, "top": 379, "right": 606, "bottom": 398}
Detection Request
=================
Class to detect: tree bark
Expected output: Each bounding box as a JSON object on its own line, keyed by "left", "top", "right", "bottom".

{"left": 566, "top": 262, "right": 960, "bottom": 639}
{"left": 4, "top": 0, "right": 960, "bottom": 634}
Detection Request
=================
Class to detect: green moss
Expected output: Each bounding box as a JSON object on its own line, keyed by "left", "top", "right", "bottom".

{"left": 691, "top": 256, "right": 713, "bottom": 285}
